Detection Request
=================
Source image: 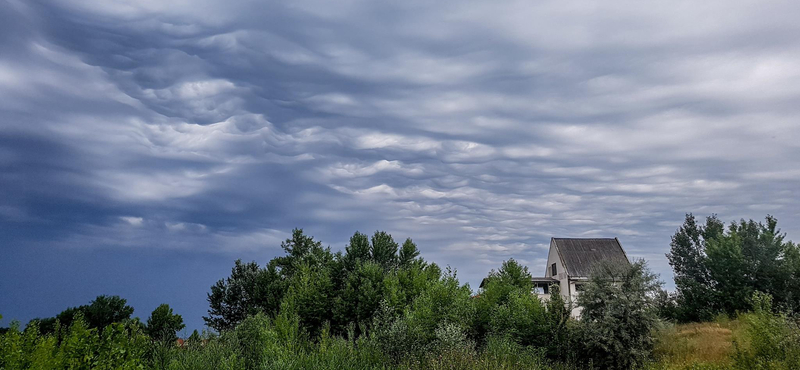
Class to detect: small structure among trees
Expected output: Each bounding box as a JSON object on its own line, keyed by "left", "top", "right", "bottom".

{"left": 540, "top": 238, "right": 631, "bottom": 317}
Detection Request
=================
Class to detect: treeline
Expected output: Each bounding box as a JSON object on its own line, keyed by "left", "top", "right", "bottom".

{"left": 2, "top": 214, "right": 799, "bottom": 369}
{"left": 663, "top": 214, "right": 800, "bottom": 322}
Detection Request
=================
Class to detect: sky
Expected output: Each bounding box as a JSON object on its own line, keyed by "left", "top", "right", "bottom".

{"left": 2, "top": 0, "right": 800, "bottom": 333}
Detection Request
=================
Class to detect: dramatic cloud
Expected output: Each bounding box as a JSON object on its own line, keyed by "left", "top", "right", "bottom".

{"left": 2, "top": 0, "right": 799, "bottom": 330}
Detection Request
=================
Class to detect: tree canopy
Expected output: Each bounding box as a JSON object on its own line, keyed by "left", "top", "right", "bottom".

{"left": 666, "top": 214, "right": 800, "bottom": 322}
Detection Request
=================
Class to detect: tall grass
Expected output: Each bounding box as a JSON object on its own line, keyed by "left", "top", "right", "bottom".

{"left": 650, "top": 297, "right": 800, "bottom": 370}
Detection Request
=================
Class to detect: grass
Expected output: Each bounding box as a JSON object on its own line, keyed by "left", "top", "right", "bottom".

{"left": 651, "top": 319, "right": 738, "bottom": 370}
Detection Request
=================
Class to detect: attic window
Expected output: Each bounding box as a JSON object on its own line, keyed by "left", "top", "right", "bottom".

{"left": 550, "top": 263, "right": 557, "bottom": 276}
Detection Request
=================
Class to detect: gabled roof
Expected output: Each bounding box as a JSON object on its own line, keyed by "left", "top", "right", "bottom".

{"left": 552, "top": 238, "right": 629, "bottom": 277}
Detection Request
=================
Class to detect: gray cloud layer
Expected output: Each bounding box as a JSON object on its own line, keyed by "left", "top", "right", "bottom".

{"left": 2, "top": 0, "right": 800, "bottom": 328}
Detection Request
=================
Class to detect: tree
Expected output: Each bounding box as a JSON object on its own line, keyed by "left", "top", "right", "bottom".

{"left": 370, "top": 231, "right": 398, "bottom": 270}
{"left": 82, "top": 295, "right": 135, "bottom": 330}
{"left": 146, "top": 304, "right": 185, "bottom": 342}
{"left": 342, "top": 231, "right": 371, "bottom": 272}
{"left": 488, "top": 289, "right": 547, "bottom": 347}
{"left": 577, "top": 260, "right": 661, "bottom": 370}
{"left": 333, "top": 261, "right": 385, "bottom": 332}
{"left": 186, "top": 329, "right": 201, "bottom": 345}
{"left": 706, "top": 216, "right": 794, "bottom": 315}
{"left": 204, "top": 260, "right": 285, "bottom": 331}
{"left": 666, "top": 213, "right": 723, "bottom": 322}
{"left": 273, "top": 228, "right": 332, "bottom": 279}
{"left": 280, "top": 263, "right": 334, "bottom": 338}
{"left": 473, "top": 259, "right": 534, "bottom": 343}
{"left": 668, "top": 214, "right": 800, "bottom": 320}
{"left": 398, "top": 238, "right": 421, "bottom": 268}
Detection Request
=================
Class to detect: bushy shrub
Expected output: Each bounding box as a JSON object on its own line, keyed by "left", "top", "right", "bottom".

{"left": 489, "top": 289, "right": 548, "bottom": 347}
{"left": 0, "top": 314, "right": 148, "bottom": 370}
{"left": 577, "top": 260, "right": 662, "bottom": 369}
{"left": 731, "top": 292, "right": 800, "bottom": 370}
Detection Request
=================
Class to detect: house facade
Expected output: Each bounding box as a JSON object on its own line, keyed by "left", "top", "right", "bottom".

{"left": 536, "top": 237, "right": 630, "bottom": 318}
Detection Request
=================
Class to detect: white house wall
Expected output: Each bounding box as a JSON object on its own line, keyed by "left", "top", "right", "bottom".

{"left": 545, "top": 240, "right": 570, "bottom": 304}
{"left": 545, "top": 240, "right": 585, "bottom": 319}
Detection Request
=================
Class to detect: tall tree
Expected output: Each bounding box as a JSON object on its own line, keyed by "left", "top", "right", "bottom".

{"left": 473, "top": 259, "right": 534, "bottom": 343}
{"left": 273, "top": 228, "right": 331, "bottom": 279}
{"left": 204, "top": 260, "right": 285, "bottom": 331}
{"left": 342, "top": 231, "right": 371, "bottom": 272}
{"left": 398, "top": 238, "right": 421, "bottom": 268}
{"left": 146, "top": 304, "right": 185, "bottom": 342}
{"left": 370, "top": 231, "right": 398, "bottom": 270}
{"left": 333, "top": 261, "right": 385, "bottom": 332}
{"left": 668, "top": 214, "right": 799, "bottom": 320}
{"left": 82, "top": 295, "right": 135, "bottom": 330}
{"left": 666, "top": 214, "right": 723, "bottom": 321}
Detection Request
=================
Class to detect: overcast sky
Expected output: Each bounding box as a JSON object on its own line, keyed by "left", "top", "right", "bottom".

{"left": 2, "top": 0, "right": 800, "bottom": 332}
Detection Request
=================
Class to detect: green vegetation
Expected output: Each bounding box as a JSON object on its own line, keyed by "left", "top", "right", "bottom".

{"left": 666, "top": 214, "right": 800, "bottom": 322}
{"left": 2, "top": 216, "right": 799, "bottom": 369}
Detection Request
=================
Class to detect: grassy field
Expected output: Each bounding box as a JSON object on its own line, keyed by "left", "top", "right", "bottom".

{"left": 651, "top": 310, "right": 800, "bottom": 370}
{"left": 652, "top": 320, "right": 737, "bottom": 369}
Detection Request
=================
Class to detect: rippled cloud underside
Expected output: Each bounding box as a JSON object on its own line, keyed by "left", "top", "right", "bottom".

{"left": 2, "top": 0, "right": 799, "bottom": 329}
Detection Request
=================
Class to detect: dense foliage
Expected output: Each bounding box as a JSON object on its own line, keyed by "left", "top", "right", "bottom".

{"left": 577, "top": 260, "right": 662, "bottom": 369}
{"left": 666, "top": 214, "right": 800, "bottom": 322}
{"left": 146, "top": 304, "right": 185, "bottom": 343}
{"left": 2, "top": 219, "right": 798, "bottom": 369}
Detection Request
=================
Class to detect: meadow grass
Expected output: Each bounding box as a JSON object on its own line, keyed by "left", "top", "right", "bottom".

{"left": 652, "top": 321, "right": 736, "bottom": 368}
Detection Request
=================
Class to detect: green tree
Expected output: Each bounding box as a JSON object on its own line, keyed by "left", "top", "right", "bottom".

{"left": 204, "top": 260, "right": 285, "bottom": 331}
{"left": 473, "top": 259, "right": 534, "bottom": 342}
{"left": 333, "top": 261, "right": 386, "bottom": 332}
{"left": 668, "top": 214, "right": 800, "bottom": 320}
{"left": 488, "top": 289, "right": 547, "bottom": 347}
{"left": 273, "top": 228, "right": 332, "bottom": 279}
{"left": 146, "top": 304, "right": 185, "bottom": 342}
{"left": 398, "top": 238, "right": 421, "bottom": 268}
{"left": 341, "top": 231, "right": 371, "bottom": 273}
{"left": 666, "top": 213, "right": 723, "bottom": 322}
{"left": 577, "top": 260, "right": 661, "bottom": 370}
{"left": 282, "top": 262, "right": 335, "bottom": 337}
{"left": 83, "top": 295, "right": 135, "bottom": 330}
{"left": 370, "top": 231, "right": 399, "bottom": 270}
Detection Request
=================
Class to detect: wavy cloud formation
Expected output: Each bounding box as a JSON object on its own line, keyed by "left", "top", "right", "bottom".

{"left": 2, "top": 0, "right": 799, "bottom": 329}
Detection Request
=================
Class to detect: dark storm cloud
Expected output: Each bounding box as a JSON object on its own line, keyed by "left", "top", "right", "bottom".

{"left": 2, "top": 0, "right": 800, "bottom": 329}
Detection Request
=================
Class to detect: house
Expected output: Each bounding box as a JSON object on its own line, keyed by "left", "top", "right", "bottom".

{"left": 541, "top": 237, "right": 630, "bottom": 317}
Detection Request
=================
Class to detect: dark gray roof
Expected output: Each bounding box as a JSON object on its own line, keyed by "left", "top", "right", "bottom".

{"left": 553, "top": 238, "right": 629, "bottom": 277}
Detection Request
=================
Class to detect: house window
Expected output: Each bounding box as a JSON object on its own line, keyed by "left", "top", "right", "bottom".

{"left": 533, "top": 283, "right": 550, "bottom": 295}
{"left": 551, "top": 263, "right": 557, "bottom": 276}
{"left": 575, "top": 283, "right": 585, "bottom": 292}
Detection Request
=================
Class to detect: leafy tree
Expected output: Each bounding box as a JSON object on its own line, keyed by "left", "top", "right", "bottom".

{"left": 666, "top": 213, "right": 724, "bottom": 322}
{"left": 398, "top": 238, "right": 421, "bottom": 268}
{"left": 333, "top": 261, "right": 386, "bottom": 333}
{"left": 341, "top": 231, "right": 371, "bottom": 273}
{"left": 488, "top": 289, "right": 547, "bottom": 347}
{"left": 473, "top": 259, "right": 534, "bottom": 342}
{"left": 186, "top": 329, "right": 201, "bottom": 345}
{"left": 146, "top": 304, "right": 185, "bottom": 342}
{"left": 273, "top": 228, "right": 332, "bottom": 279}
{"left": 281, "top": 262, "right": 335, "bottom": 338}
{"left": 370, "top": 231, "right": 399, "bottom": 270}
{"left": 397, "top": 268, "right": 474, "bottom": 346}
{"left": 544, "top": 284, "right": 572, "bottom": 359}
{"left": 204, "top": 260, "right": 285, "bottom": 331}
{"left": 668, "top": 214, "right": 800, "bottom": 320}
{"left": 83, "top": 295, "right": 135, "bottom": 330}
{"left": 703, "top": 216, "right": 796, "bottom": 315}
{"left": 577, "top": 260, "right": 661, "bottom": 370}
